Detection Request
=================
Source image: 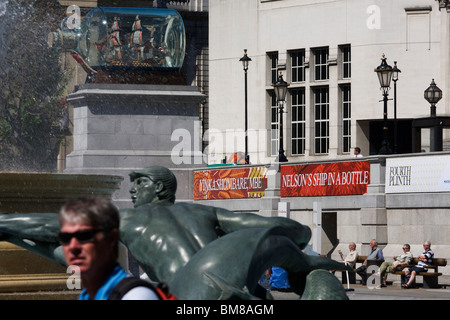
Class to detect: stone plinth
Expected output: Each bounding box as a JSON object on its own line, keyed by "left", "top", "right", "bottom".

{"left": 65, "top": 83, "right": 206, "bottom": 208}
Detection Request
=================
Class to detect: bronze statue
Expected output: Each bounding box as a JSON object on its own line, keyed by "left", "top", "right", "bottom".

{"left": 0, "top": 166, "right": 350, "bottom": 300}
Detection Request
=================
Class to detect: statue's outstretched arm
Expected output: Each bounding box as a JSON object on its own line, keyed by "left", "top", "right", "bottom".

{"left": 0, "top": 212, "right": 60, "bottom": 242}
{"left": 0, "top": 212, "right": 65, "bottom": 265}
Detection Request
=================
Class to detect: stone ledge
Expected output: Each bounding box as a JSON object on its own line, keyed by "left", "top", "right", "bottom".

{"left": 0, "top": 243, "right": 66, "bottom": 274}
{"left": 0, "top": 273, "right": 71, "bottom": 293}
{"left": 0, "top": 290, "right": 79, "bottom": 300}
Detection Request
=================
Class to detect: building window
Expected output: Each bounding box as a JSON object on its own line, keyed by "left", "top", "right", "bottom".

{"left": 290, "top": 50, "right": 306, "bottom": 83}
{"left": 313, "top": 47, "right": 329, "bottom": 81}
{"left": 340, "top": 45, "right": 351, "bottom": 79}
{"left": 267, "top": 52, "right": 279, "bottom": 85}
{"left": 291, "top": 88, "right": 306, "bottom": 155}
{"left": 341, "top": 84, "right": 351, "bottom": 153}
{"left": 270, "top": 91, "right": 279, "bottom": 156}
{"left": 313, "top": 87, "right": 329, "bottom": 154}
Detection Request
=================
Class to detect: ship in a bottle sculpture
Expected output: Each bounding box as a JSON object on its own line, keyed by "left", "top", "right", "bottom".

{"left": 48, "top": 7, "right": 185, "bottom": 74}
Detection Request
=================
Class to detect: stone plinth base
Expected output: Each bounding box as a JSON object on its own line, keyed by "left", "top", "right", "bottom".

{"left": 65, "top": 83, "right": 206, "bottom": 208}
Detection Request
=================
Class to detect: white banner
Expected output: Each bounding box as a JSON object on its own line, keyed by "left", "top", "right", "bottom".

{"left": 385, "top": 155, "right": 450, "bottom": 193}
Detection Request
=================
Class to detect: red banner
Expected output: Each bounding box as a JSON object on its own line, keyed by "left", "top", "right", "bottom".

{"left": 194, "top": 167, "right": 268, "bottom": 200}
{"left": 280, "top": 161, "right": 370, "bottom": 197}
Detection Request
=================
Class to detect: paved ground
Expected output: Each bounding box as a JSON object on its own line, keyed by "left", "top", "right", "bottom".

{"left": 345, "top": 284, "right": 450, "bottom": 300}
{"left": 269, "top": 279, "right": 450, "bottom": 300}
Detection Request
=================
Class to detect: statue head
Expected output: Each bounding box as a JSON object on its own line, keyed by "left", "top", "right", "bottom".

{"left": 129, "top": 166, "right": 177, "bottom": 207}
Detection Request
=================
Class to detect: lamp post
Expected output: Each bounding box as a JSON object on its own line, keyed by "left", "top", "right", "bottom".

{"left": 392, "top": 61, "right": 401, "bottom": 154}
{"left": 374, "top": 54, "right": 393, "bottom": 154}
{"left": 424, "top": 79, "right": 442, "bottom": 117}
{"left": 273, "top": 71, "right": 289, "bottom": 162}
{"left": 239, "top": 49, "right": 252, "bottom": 164}
{"left": 424, "top": 79, "right": 443, "bottom": 152}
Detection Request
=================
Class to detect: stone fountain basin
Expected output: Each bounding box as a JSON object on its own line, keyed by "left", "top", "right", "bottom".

{"left": 0, "top": 172, "right": 123, "bottom": 213}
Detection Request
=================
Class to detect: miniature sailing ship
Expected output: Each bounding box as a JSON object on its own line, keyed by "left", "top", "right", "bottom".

{"left": 129, "top": 15, "right": 165, "bottom": 67}
{"left": 106, "top": 17, "right": 123, "bottom": 65}
{"left": 95, "top": 16, "right": 125, "bottom": 66}
{"left": 130, "top": 15, "right": 145, "bottom": 63}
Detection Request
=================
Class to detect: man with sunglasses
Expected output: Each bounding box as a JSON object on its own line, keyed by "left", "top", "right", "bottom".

{"left": 58, "top": 197, "right": 159, "bottom": 300}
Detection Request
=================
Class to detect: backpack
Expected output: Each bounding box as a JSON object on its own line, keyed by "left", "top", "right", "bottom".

{"left": 108, "top": 277, "right": 178, "bottom": 300}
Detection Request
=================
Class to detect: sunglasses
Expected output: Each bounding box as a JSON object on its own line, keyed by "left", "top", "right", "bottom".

{"left": 58, "top": 229, "right": 103, "bottom": 245}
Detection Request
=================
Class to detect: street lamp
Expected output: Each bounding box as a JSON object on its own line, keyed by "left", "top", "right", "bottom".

{"left": 273, "top": 71, "right": 289, "bottom": 162}
{"left": 424, "top": 79, "right": 443, "bottom": 152}
{"left": 424, "top": 79, "right": 442, "bottom": 117}
{"left": 239, "top": 49, "right": 252, "bottom": 164}
{"left": 392, "top": 61, "right": 401, "bottom": 153}
{"left": 374, "top": 54, "right": 393, "bottom": 154}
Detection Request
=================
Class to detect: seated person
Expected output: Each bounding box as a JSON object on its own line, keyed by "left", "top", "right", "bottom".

{"left": 403, "top": 241, "right": 433, "bottom": 289}
{"left": 356, "top": 239, "right": 384, "bottom": 285}
{"left": 338, "top": 242, "right": 358, "bottom": 268}
{"left": 377, "top": 243, "right": 413, "bottom": 288}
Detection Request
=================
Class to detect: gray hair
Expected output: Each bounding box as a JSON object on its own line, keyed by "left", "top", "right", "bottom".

{"left": 58, "top": 197, "right": 119, "bottom": 232}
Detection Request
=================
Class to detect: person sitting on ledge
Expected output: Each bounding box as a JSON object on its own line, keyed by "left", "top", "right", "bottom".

{"left": 353, "top": 147, "right": 363, "bottom": 158}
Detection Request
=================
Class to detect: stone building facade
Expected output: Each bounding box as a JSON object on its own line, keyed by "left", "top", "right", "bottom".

{"left": 209, "top": 0, "right": 450, "bottom": 163}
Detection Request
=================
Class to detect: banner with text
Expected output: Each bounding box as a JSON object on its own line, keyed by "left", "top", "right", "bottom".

{"left": 194, "top": 166, "right": 268, "bottom": 200}
{"left": 280, "top": 161, "right": 370, "bottom": 197}
{"left": 385, "top": 155, "right": 450, "bottom": 193}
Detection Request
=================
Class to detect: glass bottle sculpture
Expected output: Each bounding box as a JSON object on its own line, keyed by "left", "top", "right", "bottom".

{"left": 48, "top": 7, "right": 186, "bottom": 72}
